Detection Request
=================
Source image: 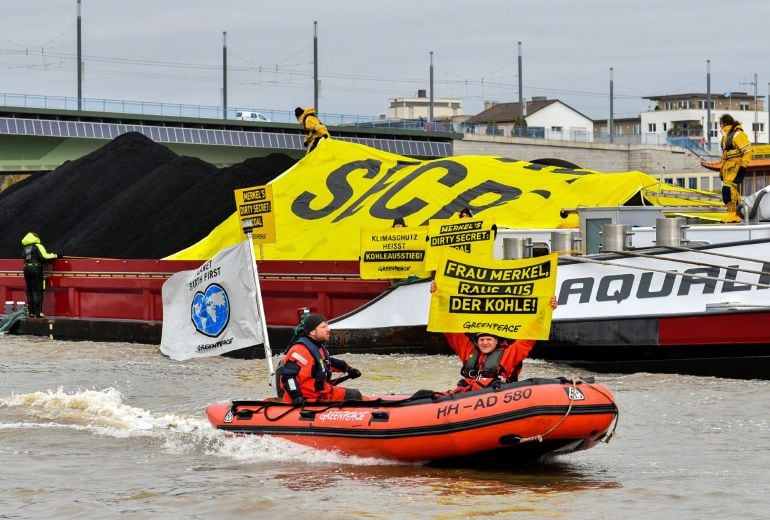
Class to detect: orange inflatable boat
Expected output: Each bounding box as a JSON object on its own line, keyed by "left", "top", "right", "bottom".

{"left": 206, "top": 377, "right": 618, "bottom": 464}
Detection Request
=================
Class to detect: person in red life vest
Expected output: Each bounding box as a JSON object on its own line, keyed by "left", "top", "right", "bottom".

{"left": 430, "top": 281, "right": 557, "bottom": 393}
{"left": 279, "top": 313, "right": 363, "bottom": 407}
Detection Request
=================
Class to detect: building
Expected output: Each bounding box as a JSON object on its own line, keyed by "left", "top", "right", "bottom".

{"left": 641, "top": 92, "right": 768, "bottom": 149}
{"left": 388, "top": 90, "right": 462, "bottom": 120}
{"left": 463, "top": 97, "right": 594, "bottom": 142}
{"left": 592, "top": 117, "right": 642, "bottom": 144}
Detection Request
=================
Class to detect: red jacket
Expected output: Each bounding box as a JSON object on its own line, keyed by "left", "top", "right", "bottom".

{"left": 279, "top": 339, "right": 349, "bottom": 402}
{"left": 444, "top": 333, "right": 536, "bottom": 392}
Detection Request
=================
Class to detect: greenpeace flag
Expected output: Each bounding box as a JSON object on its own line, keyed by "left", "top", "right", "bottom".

{"left": 160, "top": 241, "right": 264, "bottom": 360}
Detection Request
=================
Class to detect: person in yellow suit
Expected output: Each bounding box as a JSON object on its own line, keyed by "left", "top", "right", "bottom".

{"left": 719, "top": 114, "right": 752, "bottom": 222}
{"left": 295, "top": 107, "right": 330, "bottom": 154}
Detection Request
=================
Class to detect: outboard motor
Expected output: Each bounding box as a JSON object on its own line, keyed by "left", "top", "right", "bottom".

{"left": 738, "top": 186, "right": 770, "bottom": 222}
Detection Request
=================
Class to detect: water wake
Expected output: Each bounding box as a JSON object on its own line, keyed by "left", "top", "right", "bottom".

{"left": 0, "top": 387, "right": 398, "bottom": 466}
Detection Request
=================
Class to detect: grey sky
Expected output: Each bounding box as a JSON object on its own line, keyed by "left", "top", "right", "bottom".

{"left": 2, "top": 0, "right": 768, "bottom": 120}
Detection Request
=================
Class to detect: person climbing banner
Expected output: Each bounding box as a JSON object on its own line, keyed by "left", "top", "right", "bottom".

{"left": 423, "top": 216, "right": 496, "bottom": 271}
{"left": 359, "top": 225, "right": 429, "bottom": 280}
{"left": 160, "top": 241, "right": 264, "bottom": 360}
{"left": 428, "top": 248, "right": 558, "bottom": 340}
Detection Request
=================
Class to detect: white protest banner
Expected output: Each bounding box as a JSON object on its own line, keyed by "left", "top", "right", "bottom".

{"left": 160, "top": 241, "right": 263, "bottom": 360}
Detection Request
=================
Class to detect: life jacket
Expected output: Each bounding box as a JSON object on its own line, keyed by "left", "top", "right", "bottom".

{"left": 461, "top": 348, "right": 507, "bottom": 381}
{"left": 290, "top": 336, "right": 331, "bottom": 391}
{"left": 22, "top": 244, "right": 43, "bottom": 265}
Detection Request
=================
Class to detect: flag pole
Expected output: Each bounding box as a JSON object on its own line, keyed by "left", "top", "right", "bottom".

{"left": 242, "top": 219, "right": 274, "bottom": 385}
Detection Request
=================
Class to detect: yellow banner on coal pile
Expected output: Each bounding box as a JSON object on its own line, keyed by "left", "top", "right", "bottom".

{"left": 166, "top": 138, "right": 722, "bottom": 261}
{"left": 428, "top": 249, "right": 558, "bottom": 340}
{"left": 423, "top": 216, "right": 495, "bottom": 271}
{"left": 359, "top": 226, "right": 429, "bottom": 280}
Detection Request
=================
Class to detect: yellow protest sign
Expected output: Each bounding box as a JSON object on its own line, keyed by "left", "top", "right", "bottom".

{"left": 428, "top": 249, "right": 558, "bottom": 340}
{"left": 234, "top": 185, "right": 276, "bottom": 244}
{"left": 359, "top": 226, "right": 429, "bottom": 280}
{"left": 423, "top": 217, "right": 495, "bottom": 271}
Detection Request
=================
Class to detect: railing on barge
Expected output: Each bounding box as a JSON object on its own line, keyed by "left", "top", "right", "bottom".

{"left": 0, "top": 258, "right": 388, "bottom": 327}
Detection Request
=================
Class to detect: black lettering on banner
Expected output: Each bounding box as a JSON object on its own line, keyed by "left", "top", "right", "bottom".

{"left": 457, "top": 281, "right": 534, "bottom": 295}
{"left": 291, "top": 159, "right": 382, "bottom": 220}
{"left": 425, "top": 180, "right": 524, "bottom": 222}
{"left": 372, "top": 160, "right": 468, "bottom": 223}
{"left": 344, "top": 161, "right": 419, "bottom": 222}
{"left": 242, "top": 188, "right": 266, "bottom": 201}
{"left": 239, "top": 201, "right": 271, "bottom": 216}
{"left": 449, "top": 296, "right": 537, "bottom": 314}
{"left": 362, "top": 250, "right": 425, "bottom": 262}
{"left": 444, "top": 259, "right": 550, "bottom": 282}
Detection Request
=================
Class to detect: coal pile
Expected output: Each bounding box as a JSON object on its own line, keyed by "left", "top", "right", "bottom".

{"left": 0, "top": 132, "right": 296, "bottom": 259}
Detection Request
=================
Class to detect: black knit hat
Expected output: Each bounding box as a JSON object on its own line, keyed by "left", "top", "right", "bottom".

{"left": 303, "top": 313, "right": 327, "bottom": 334}
{"left": 295, "top": 107, "right": 304, "bottom": 118}
{"left": 458, "top": 207, "right": 474, "bottom": 218}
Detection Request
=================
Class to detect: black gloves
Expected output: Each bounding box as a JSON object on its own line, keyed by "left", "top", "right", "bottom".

{"left": 347, "top": 367, "right": 361, "bottom": 379}
{"left": 490, "top": 379, "right": 503, "bottom": 390}
{"left": 288, "top": 388, "right": 305, "bottom": 407}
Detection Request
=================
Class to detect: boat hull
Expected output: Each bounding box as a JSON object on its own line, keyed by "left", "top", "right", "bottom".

{"left": 206, "top": 378, "right": 618, "bottom": 464}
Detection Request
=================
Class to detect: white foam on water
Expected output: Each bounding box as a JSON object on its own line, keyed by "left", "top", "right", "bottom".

{"left": 0, "top": 388, "right": 400, "bottom": 466}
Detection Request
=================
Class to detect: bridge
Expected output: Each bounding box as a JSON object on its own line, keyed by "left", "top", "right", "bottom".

{"left": 0, "top": 94, "right": 706, "bottom": 178}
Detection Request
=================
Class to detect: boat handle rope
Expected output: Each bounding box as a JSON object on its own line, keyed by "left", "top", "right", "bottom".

{"left": 517, "top": 378, "right": 619, "bottom": 445}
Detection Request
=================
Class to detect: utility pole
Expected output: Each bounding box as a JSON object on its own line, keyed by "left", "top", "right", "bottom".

{"left": 609, "top": 67, "right": 614, "bottom": 144}
{"left": 706, "top": 60, "right": 711, "bottom": 149}
{"left": 740, "top": 73, "right": 759, "bottom": 142}
{"left": 518, "top": 41, "right": 526, "bottom": 130}
{"left": 429, "top": 51, "right": 434, "bottom": 123}
{"left": 222, "top": 31, "right": 228, "bottom": 119}
{"left": 313, "top": 21, "right": 319, "bottom": 111}
{"left": 77, "top": 0, "right": 82, "bottom": 110}
{"left": 754, "top": 72, "right": 758, "bottom": 144}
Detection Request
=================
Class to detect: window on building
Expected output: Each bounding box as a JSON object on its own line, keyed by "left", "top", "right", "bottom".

{"left": 663, "top": 122, "right": 667, "bottom": 131}
{"left": 664, "top": 101, "right": 672, "bottom": 110}
{"left": 753, "top": 122, "right": 765, "bottom": 132}
{"left": 688, "top": 178, "right": 698, "bottom": 189}
{"left": 648, "top": 123, "right": 657, "bottom": 132}
{"left": 676, "top": 177, "right": 685, "bottom": 188}
{"left": 701, "top": 177, "right": 710, "bottom": 190}
{"left": 740, "top": 102, "right": 750, "bottom": 110}
{"left": 664, "top": 177, "right": 674, "bottom": 184}
{"left": 551, "top": 126, "right": 563, "bottom": 132}
{"left": 677, "top": 100, "right": 690, "bottom": 109}
{"left": 633, "top": 124, "right": 641, "bottom": 135}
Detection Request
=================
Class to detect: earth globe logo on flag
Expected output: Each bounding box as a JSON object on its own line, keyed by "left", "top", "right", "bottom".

{"left": 191, "top": 283, "right": 231, "bottom": 337}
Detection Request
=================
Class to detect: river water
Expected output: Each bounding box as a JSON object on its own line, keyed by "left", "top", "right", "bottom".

{"left": 1, "top": 335, "right": 768, "bottom": 519}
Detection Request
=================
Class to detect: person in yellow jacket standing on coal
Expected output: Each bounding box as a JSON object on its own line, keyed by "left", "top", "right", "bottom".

{"left": 295, "top": 107, "right": 330, "bottom": 154}
{"left": 719, "top": 114, "right": 753, "bottom": 222}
